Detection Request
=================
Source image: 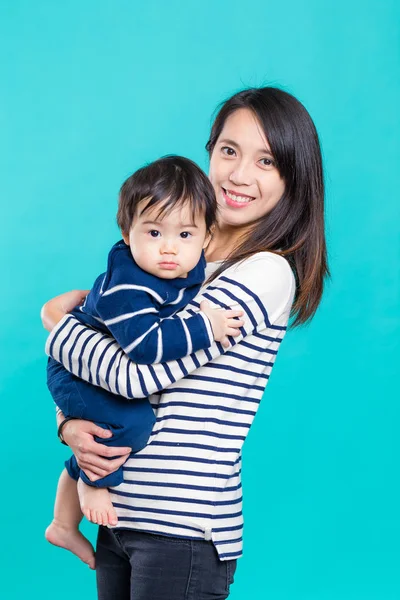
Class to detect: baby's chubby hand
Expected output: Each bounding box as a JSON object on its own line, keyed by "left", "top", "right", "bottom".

{"left": 200, "top": 300, "right": 244, "bottom": 348}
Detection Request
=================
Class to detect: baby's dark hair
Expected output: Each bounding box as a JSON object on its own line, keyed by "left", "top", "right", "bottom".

{"left": 117, "top": 155, "right": 217, "bottom": 234}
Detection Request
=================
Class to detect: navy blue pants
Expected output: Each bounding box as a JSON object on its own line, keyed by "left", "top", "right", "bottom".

{"left": 96, "top": 527, "right": 237, "bottom": 600}
{"left": 47, "top": 358, "right": 156, "bottom": 487}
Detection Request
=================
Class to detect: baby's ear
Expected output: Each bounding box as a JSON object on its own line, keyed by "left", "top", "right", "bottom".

{"left": 122, "top": 231, "right": 130, "bottom": 245}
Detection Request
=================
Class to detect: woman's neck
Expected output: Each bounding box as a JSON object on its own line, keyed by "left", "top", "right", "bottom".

{"left": 205, "top": 223, "right": 250, "bottom": 262}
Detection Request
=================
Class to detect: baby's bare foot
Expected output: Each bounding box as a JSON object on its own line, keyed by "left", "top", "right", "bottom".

{"left": 77, "top": 478, "right": 118, "bottom": 527}
{"left": 45, "top": 521, "right": 95, "bottom": 569}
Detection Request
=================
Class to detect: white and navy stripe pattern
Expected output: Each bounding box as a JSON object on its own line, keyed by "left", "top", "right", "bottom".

{"left": 46, "top": 252, "right": 296, "bottom": 560}
{"left": 72, "top": 241, "right": 213, "bottom": 364}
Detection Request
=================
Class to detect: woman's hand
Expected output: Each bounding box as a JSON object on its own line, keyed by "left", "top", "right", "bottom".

{"left": 41, "top": 289, "right": 90, "bottom": 331}
{"left": 61, "top": 418, "right": 132, "bottom": 482}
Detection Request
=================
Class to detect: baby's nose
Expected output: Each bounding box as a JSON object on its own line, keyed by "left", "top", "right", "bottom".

{"left": 161, "top": 241, "right": 177, "bottom": 254}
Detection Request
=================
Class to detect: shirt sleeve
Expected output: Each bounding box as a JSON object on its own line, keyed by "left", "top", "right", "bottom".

{"left": 45, "top": 253, "right": 294, "bottom": 399}
{"left": 96, "top": 287, "right": 213, "bottom": 364}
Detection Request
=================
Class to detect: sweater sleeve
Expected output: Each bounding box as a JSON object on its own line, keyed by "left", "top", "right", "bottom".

{"left": 45, "top": 253, "right": 295, "bottom": 399}
{"left": 96, "top": 287, "right": 214, "bottom": 364}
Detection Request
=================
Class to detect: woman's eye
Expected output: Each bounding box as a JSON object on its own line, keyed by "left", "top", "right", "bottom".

{"left": 149, "top": 230, "right": 160, "bottom": 238}
{"left": 260, "top": 157, "right": 275, "bottom": 167}
{"left": 221, "top": 146, "right": 236, "bottom": 157}
{"left": 180, "top": 232, "right": 192, "bottom": 239}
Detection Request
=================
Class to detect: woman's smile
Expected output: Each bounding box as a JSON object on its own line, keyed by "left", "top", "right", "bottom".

{"left": 222, "top": 187, "right": 256, "bottom": 208}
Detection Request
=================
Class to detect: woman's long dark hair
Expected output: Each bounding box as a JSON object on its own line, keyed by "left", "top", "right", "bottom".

{"left": 205, "top": 87, "right": 329, "bottom": 327}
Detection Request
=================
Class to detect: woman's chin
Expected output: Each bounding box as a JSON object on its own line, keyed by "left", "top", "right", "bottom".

{"left": 217, "top": 210, "right": 254, "bottom": 230}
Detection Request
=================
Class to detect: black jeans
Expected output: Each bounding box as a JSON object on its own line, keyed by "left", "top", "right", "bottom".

{"left": 96, "top": 526, "right": 237, "bottom": 600}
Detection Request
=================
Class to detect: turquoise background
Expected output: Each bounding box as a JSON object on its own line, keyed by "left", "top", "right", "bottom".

{"left": 1, "top": 1, "right": 399, "bottom": 598}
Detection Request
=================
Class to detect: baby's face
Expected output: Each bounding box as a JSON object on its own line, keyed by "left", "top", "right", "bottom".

{"left": 123, "top": 199, "right": 210, "bottom": 279}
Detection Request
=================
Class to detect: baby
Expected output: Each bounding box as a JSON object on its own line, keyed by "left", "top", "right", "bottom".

{"left": 45, "top": 155, "right": 244, "bottom": 568}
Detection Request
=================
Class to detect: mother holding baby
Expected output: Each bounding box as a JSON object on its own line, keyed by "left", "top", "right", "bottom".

{"left": 42, "top": 87, "right": 329, "bottom": 600}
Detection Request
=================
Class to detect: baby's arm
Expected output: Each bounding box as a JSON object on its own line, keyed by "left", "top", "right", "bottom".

{"left": 96, "top": 289, "right": 243, "bottom": 364}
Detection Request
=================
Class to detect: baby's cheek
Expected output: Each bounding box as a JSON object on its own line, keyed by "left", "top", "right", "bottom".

{"left": 135, "top": 249, "right": 155, "bottom": 271}
{"left": 187, "top": 244, "right": 204, "bottom": 269}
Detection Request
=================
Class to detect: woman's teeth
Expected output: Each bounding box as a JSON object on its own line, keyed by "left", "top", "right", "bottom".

{"left": 224, "top": 189, "right": 254, "bottom": 203}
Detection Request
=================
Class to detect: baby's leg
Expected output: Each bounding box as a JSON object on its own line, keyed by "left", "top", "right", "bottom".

{"left": 45, "top": 469, "right": 95, "bottom": 570}
{"left": 77, "top": 478, "right": 118, "bottom": 527}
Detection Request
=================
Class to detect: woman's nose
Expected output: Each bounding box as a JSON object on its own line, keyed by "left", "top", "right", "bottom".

{"left": 228, "top": 160, "right": 253, "bottom": 186}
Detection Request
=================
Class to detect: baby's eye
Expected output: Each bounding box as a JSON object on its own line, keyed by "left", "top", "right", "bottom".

{"left": 221, "top": 146, "right": 236, "bottom": 157}
{"left": 180, "top": 232, "right": 192, "bottom": 239}
{"left": 149, "top": 230, "right": 161, "bottom": 238}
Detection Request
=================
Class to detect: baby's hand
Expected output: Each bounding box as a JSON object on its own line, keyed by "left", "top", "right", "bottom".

{"left": 200, "top": 300, "right": 244, "bottom": 348}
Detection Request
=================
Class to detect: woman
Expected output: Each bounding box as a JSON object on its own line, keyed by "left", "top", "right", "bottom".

{"left": 42, "top": 87, "right": 329, "bottom": 600}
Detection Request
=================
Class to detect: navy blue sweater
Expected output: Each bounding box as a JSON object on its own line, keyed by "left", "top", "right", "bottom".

{"left": 71, "top": 241, "right": 213, "bottom": 364}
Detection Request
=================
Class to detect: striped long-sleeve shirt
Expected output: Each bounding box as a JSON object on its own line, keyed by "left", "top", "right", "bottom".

{"left": 71, "top": 240, "right": 213, "bottom": 364}
{"left": 46, "top": 252, "right": 296, "bottom": 560}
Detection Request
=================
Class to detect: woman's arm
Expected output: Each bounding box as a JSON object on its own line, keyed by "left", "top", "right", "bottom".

{"left": 45, "top": 254, "right": 294, "bottom": 399}
{"left": 56, "top": 409, "right": 131, "bottom": 481}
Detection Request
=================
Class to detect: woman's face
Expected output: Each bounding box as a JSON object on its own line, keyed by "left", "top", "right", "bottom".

{"left": 209, "top": 108, "right": 285, "bottom": 230}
